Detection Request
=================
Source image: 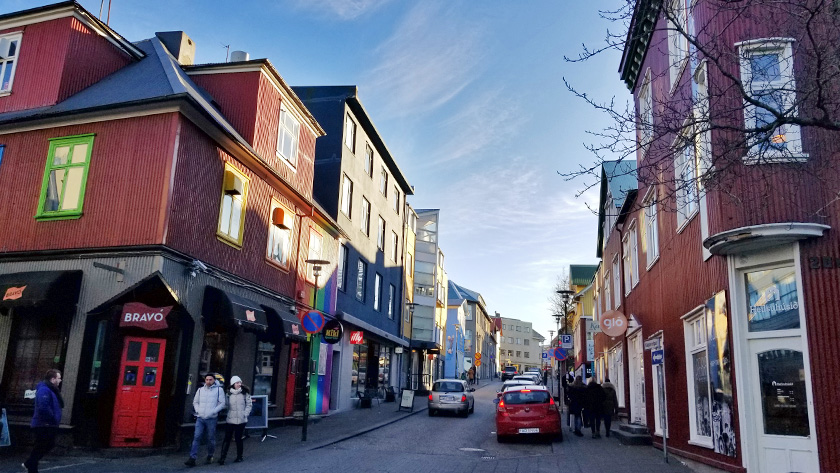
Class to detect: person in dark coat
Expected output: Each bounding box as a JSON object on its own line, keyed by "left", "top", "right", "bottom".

{"left": 601, "top": 377, "right": 619, "bottom": 438}
{"left": 567, "top": 376, "right": 586, "bottom": 436}
{"left": 585, "top": 377, "right": 607, "bottom": 438}
{"left": 24, "top": 369, "right": 63, "bottom": 473}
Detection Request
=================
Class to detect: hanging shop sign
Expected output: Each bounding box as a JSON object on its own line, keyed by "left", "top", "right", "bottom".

{"left": 3, "top": 286, "right": 25, "bottom": 301}
{"left": 350, "top": 331, "right": 364, "bottom": 344}
{"left": 120, "top": 302, "right": 171, "bottom": 330}
{"left": 322, "top": 319, "right": 343, "bottom": 344}
{"left": 600, "top": 310, "right": 628, "bottom": 337}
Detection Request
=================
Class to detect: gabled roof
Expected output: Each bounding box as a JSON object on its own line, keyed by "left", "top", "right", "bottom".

{"left": 448, "top": 281, "right": 487, "bottom": 312}
{"left": 569, "top": 265, "right": 599, "bottom": 286}
{"left": 596, "top": 160, "right": 637, "bottom": 258}
{"left": 292, "top": 85, "right": 413, "bottom": 195}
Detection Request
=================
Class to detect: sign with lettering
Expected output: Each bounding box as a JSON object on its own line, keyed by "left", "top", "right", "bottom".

{"left": 120, "top": 302, "right": 171, "bottom": 331}
{"left": 322, "top": 320, "right": 343, "bottom": 344}
{"left": 3, "top": 286, "right": 25, "bottom": 301}
{"left": 600, "top": 311, "right": 628, "bottom": 337}
{"left": 651, "top": 349, "right": 664, "bottom": 365}
{"left": 350, "top": 331, "right": 364, "bottom": 344}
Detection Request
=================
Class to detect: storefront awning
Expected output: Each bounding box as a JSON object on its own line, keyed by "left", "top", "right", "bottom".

{"left": 261, "top": 305, "right": 306, "bottom": 342}
{"left": 337, "top": 310, "right": 409, "bottom": 347}
{"left": 203, "top": 286, "right": 268, "bottom": 332}
{"left": 0, "top": 270, "right": 83, "bottom": 309}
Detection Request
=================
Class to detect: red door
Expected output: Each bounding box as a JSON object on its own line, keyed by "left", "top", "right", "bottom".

{"left": 110, "top": 337, "right": 166, "bottom": 447}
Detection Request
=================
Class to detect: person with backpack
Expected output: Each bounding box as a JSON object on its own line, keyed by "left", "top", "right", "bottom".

{"left": 602, "top": 377, "right": 619, "bottom": 438}
{"left": 23, "top": 369, "right": 63, "bottom": 473}
{"left": 185, "top": 373, "right": 226, "bottom": 467}
{"left": 218, "top": 376, "right": 252, "bottom": 465}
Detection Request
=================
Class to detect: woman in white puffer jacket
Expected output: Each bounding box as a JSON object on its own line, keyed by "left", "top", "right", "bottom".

{"left": 218, "top": 376, "right": 252, "bottom": 465}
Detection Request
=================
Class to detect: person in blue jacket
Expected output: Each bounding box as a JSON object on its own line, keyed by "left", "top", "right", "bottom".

{"left": 23, "top": 369, "right": 63, "bottom": 473}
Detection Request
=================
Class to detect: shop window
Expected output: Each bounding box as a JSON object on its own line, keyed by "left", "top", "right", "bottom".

{"left": 217, "top": 164, "right": 249, "bottom": 246}
{"left": 744, "top": 265, "right": 800, "bottom": 332}
{"left": 683, "top": 309, "right": 713, "bottom": 447}
{"left": 87, "top": 319, "right": 108, "bottom": 392}
{"left": 199, "top": 331, "right": 230, "bottom": 378}
{"left": 378, "top": 346, "right": 391, "bottom": 389}
{"left": 253, "top": 340, "right": 277, "bottom": 402}
{"left": 351, "top": 340, "right": 368, "bottom": 395}
{"left": 36, "top": 134, "right": 95, "bottom": 220}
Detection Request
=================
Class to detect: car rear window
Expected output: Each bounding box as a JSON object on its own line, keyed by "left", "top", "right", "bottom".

{"left": 504, "top": 367, "right": 517, "bottom": 372}
{"left": 433, "top": 382, "right": 464, "bottom": 392}
{"left": 503, "top": 390, "right": 550, "bottom": 405}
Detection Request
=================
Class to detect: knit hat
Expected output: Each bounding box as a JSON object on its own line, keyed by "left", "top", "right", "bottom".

{"left": 230, "top": 375, "right": 242, "bottom": 385}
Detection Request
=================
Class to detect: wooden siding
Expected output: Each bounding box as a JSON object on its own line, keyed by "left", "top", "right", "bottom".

{"left": 0, "top": 114, "right": 178, "bottom": 251}
{"left": 189, "top": 72, "right": 260, "bottom": 147}
{"left": 164, "top": 118, "right": 301, "bottom": 299}
{"left": 0, "top": 17, "right": 131, "bottom": 114}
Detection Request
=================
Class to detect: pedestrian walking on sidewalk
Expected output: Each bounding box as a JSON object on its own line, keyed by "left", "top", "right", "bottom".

{"left": 23, "top": 369, "right": 63, "bottom": 473}
{"left": 467, "top": 365, "right": 476, "bottom": 386}
{"left": 567, "top": 376, "right": 586, "bottom": 437}
{"left": 185, "top": 373, "right": 226, "bottom": 467}
{"left": 585, "top": 377, "right": 606, "bottom": 438}
{"left": 218, "top": 376, "right": 252, "bottom": 465}
{"left": 602, "top": 377, "right": 619, "bottom": 438}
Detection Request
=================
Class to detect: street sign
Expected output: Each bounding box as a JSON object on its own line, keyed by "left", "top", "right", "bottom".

{"left": 644, "top": 339, "right": 661, "bottom": 351}
{"left": 301, "top": 310, "right": 325, "bottom": 334}
{"left": 553, "top": 347, "right": 566, "bottom": 360}
{"left": 350, "top": 331, "right": 364, "bottom": 344}
{"left": 321, "top": 319, "right": 343, "bottom": 344}
{"left": 475, "top": 360, "right": 481, "bottom": 367}
{"left": 652, "top": 349, "right": 664, "bottom": 365}
{"left": 541, "top": 352, "right": 548, "bottom": 359}
{"left": 560, "top": 334, "right": 573, "bottom": 349}
{"left": 475, "top": 353, "right": 481, "bottom": 360}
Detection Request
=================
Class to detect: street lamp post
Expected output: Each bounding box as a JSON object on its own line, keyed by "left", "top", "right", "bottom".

{"left": 301, "top": 258, "right": 330, "bottom": 442}
{"left": 555, "top": 289, "right": 575, "bottom": 375}
{"left": 454, "top": 323, "right": 460, "bottom": 380}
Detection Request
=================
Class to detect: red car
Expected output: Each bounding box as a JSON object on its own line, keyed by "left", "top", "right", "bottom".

{"left": 495, "top": 386, "right": 563, "bottom": 442}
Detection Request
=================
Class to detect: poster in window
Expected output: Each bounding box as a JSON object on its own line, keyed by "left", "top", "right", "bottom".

{"left": 758, "top": 349, "right": 809, "bottom": 436}
{"left": 318, "top": 341, "right": 327, "bottom": 376}
{"left": 705, "top": 290, "right": 736, "bottom": 457}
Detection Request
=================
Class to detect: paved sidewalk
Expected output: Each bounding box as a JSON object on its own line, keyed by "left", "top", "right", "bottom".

{"left": 0, "top": 380, "right": 496, "bottom": 471}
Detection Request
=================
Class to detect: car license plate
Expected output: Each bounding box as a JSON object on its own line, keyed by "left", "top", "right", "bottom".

{"left": 441, "top": 395, "right": 454, "bottom": 401}
{"left": 518, "top": 428, "right": 540, "bottom": 434}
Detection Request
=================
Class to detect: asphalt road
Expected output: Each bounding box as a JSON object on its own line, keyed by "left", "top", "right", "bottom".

{"left": 9, "top": 382, "right": 704, "bottom": 473}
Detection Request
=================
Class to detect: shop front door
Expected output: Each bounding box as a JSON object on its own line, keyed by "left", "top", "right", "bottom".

{"left": 734, "top": 253, "right": 819, "bottom": 473}
{"left": 110, "top": 337, "right": 166, "bottom": 447}
{"left": 628, "top": 332, "right": 646, "bottom": 425}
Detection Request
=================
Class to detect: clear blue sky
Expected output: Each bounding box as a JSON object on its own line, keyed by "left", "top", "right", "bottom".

{"left": 8, "top": 0, "right": 628, "bottom": 340}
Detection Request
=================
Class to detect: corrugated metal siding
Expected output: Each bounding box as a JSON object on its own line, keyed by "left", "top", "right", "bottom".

{"left": 165, "top": 118, "right": 299, "bottom": 299}
{"left": 189, "top": 72, "right": 259, "bottom": 146}
{"left": 0, "top": 114, "right": 178, "bottom": 251}
{"left": 0, "top": 20, "right": 70, "bottom": 113}
{"left": 57, "top": 17, "right": 133, "bottom": 102}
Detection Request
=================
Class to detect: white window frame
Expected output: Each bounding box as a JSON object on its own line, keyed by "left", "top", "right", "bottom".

{"left": 344, "top": 114, "right": 356, "bottom": 152}
{"left": 623, "top": 233, "right": 632, "bottom": 295}
{"left": 391, "top": 230, "right": 398, "bottom": 262}
{"left": 374, "top": 273, "right": 382, "bottom": 311}
{"left": 612, "top": 254, "right": 621, "bottom": 308}
{"left": 667, "top": 0, "right": 690, "bottom": 92}
{"left": 644, "top": 187, "right": 660, "bottom": 269}
{"left": 674, "top": 123, "right": 700, "bottom": 230}
{"left": 340, "top": 174, "right": 353, "bottom": 218}
{"left": 604, "top": 270, "right": 612, "bottom": 311}
{"left": 266, "top": 200, "right": 293, "bottom": 269}
{"left": 337, "top": 244, "right": 348, "bottom": 291}
{"left": 682, "top": 306, "right": 714, "bottom": 448}
{"left": 608, "top": 343, "right": 625, "bottom": 408}
{"left": 380, "top": 167, "right": 388, "bottom": 196}
{"left": 377, "top": 216, "right": 385, "bottom": 251}
{"left": 364, "top": 143, "right": 374, "bottom": 177}
{"left": 361, "top": 197, "right": 371, "bottom": 235}
{"left": 638, "top": 69, "right": 653, "bottom": 158}
{"left": 737, "top": 38, "right": 805, "bottom": 162}
{"left": 393, "top": 186, "right": 400, "bottom": 214}
{"left": 0, "top": 33, "right": 22, "bottom": 94}
{"left": 305, "top": 228, "right": 323, "bottom": 284}
{"left": 630, "top": 222, "right": 640, "bottom": 287}
{"left": 276, "top": 105, "right": 300, "bottom": 167}
{"left": 388, "top": 284, "right": 395, "bottom": 319}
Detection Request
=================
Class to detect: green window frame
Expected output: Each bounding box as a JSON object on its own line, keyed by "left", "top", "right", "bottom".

{"left": 36, "top": 133, "right": 95, "bottom": 220}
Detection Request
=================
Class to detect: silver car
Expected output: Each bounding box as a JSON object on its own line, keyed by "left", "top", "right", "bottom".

{"left": 428, "top": 379, "right": 475, "bottom": 417}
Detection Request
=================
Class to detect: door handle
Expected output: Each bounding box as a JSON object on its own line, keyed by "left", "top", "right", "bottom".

{"left": 151, "top": 395, "right": 159, "bottom": 399}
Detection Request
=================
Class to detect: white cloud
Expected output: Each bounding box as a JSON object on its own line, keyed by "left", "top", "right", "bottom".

{"left": 290, "top": 0, "right": 391, "bottom": 20}
{"left": 364, "top": 2, "right": 485, "bottom": 117}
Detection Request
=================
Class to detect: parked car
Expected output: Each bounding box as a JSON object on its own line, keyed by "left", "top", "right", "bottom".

{"left": 428, "top": 379, "right": 475, "bottom": 417}
{"left": 496, "top": 379, "right": 536, "bottom": 399}
{"left": 512, "top": 374, "right": 541, "bottom": 385}
{"left": 501, "top": 366, "right": 518, "bottom": 381}
{"left": 496, "top": 386, "right": 562, "bottom": 442}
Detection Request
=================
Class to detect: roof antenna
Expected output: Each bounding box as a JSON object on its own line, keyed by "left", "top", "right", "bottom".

{"left": 221, "top": 43, "right": 230, "bottom": 62}
{"left": 106, "top": 0, "right": 112, "bottom": 25}
{"left": 98, "top": 0, "right": 104, "bottom": 19}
